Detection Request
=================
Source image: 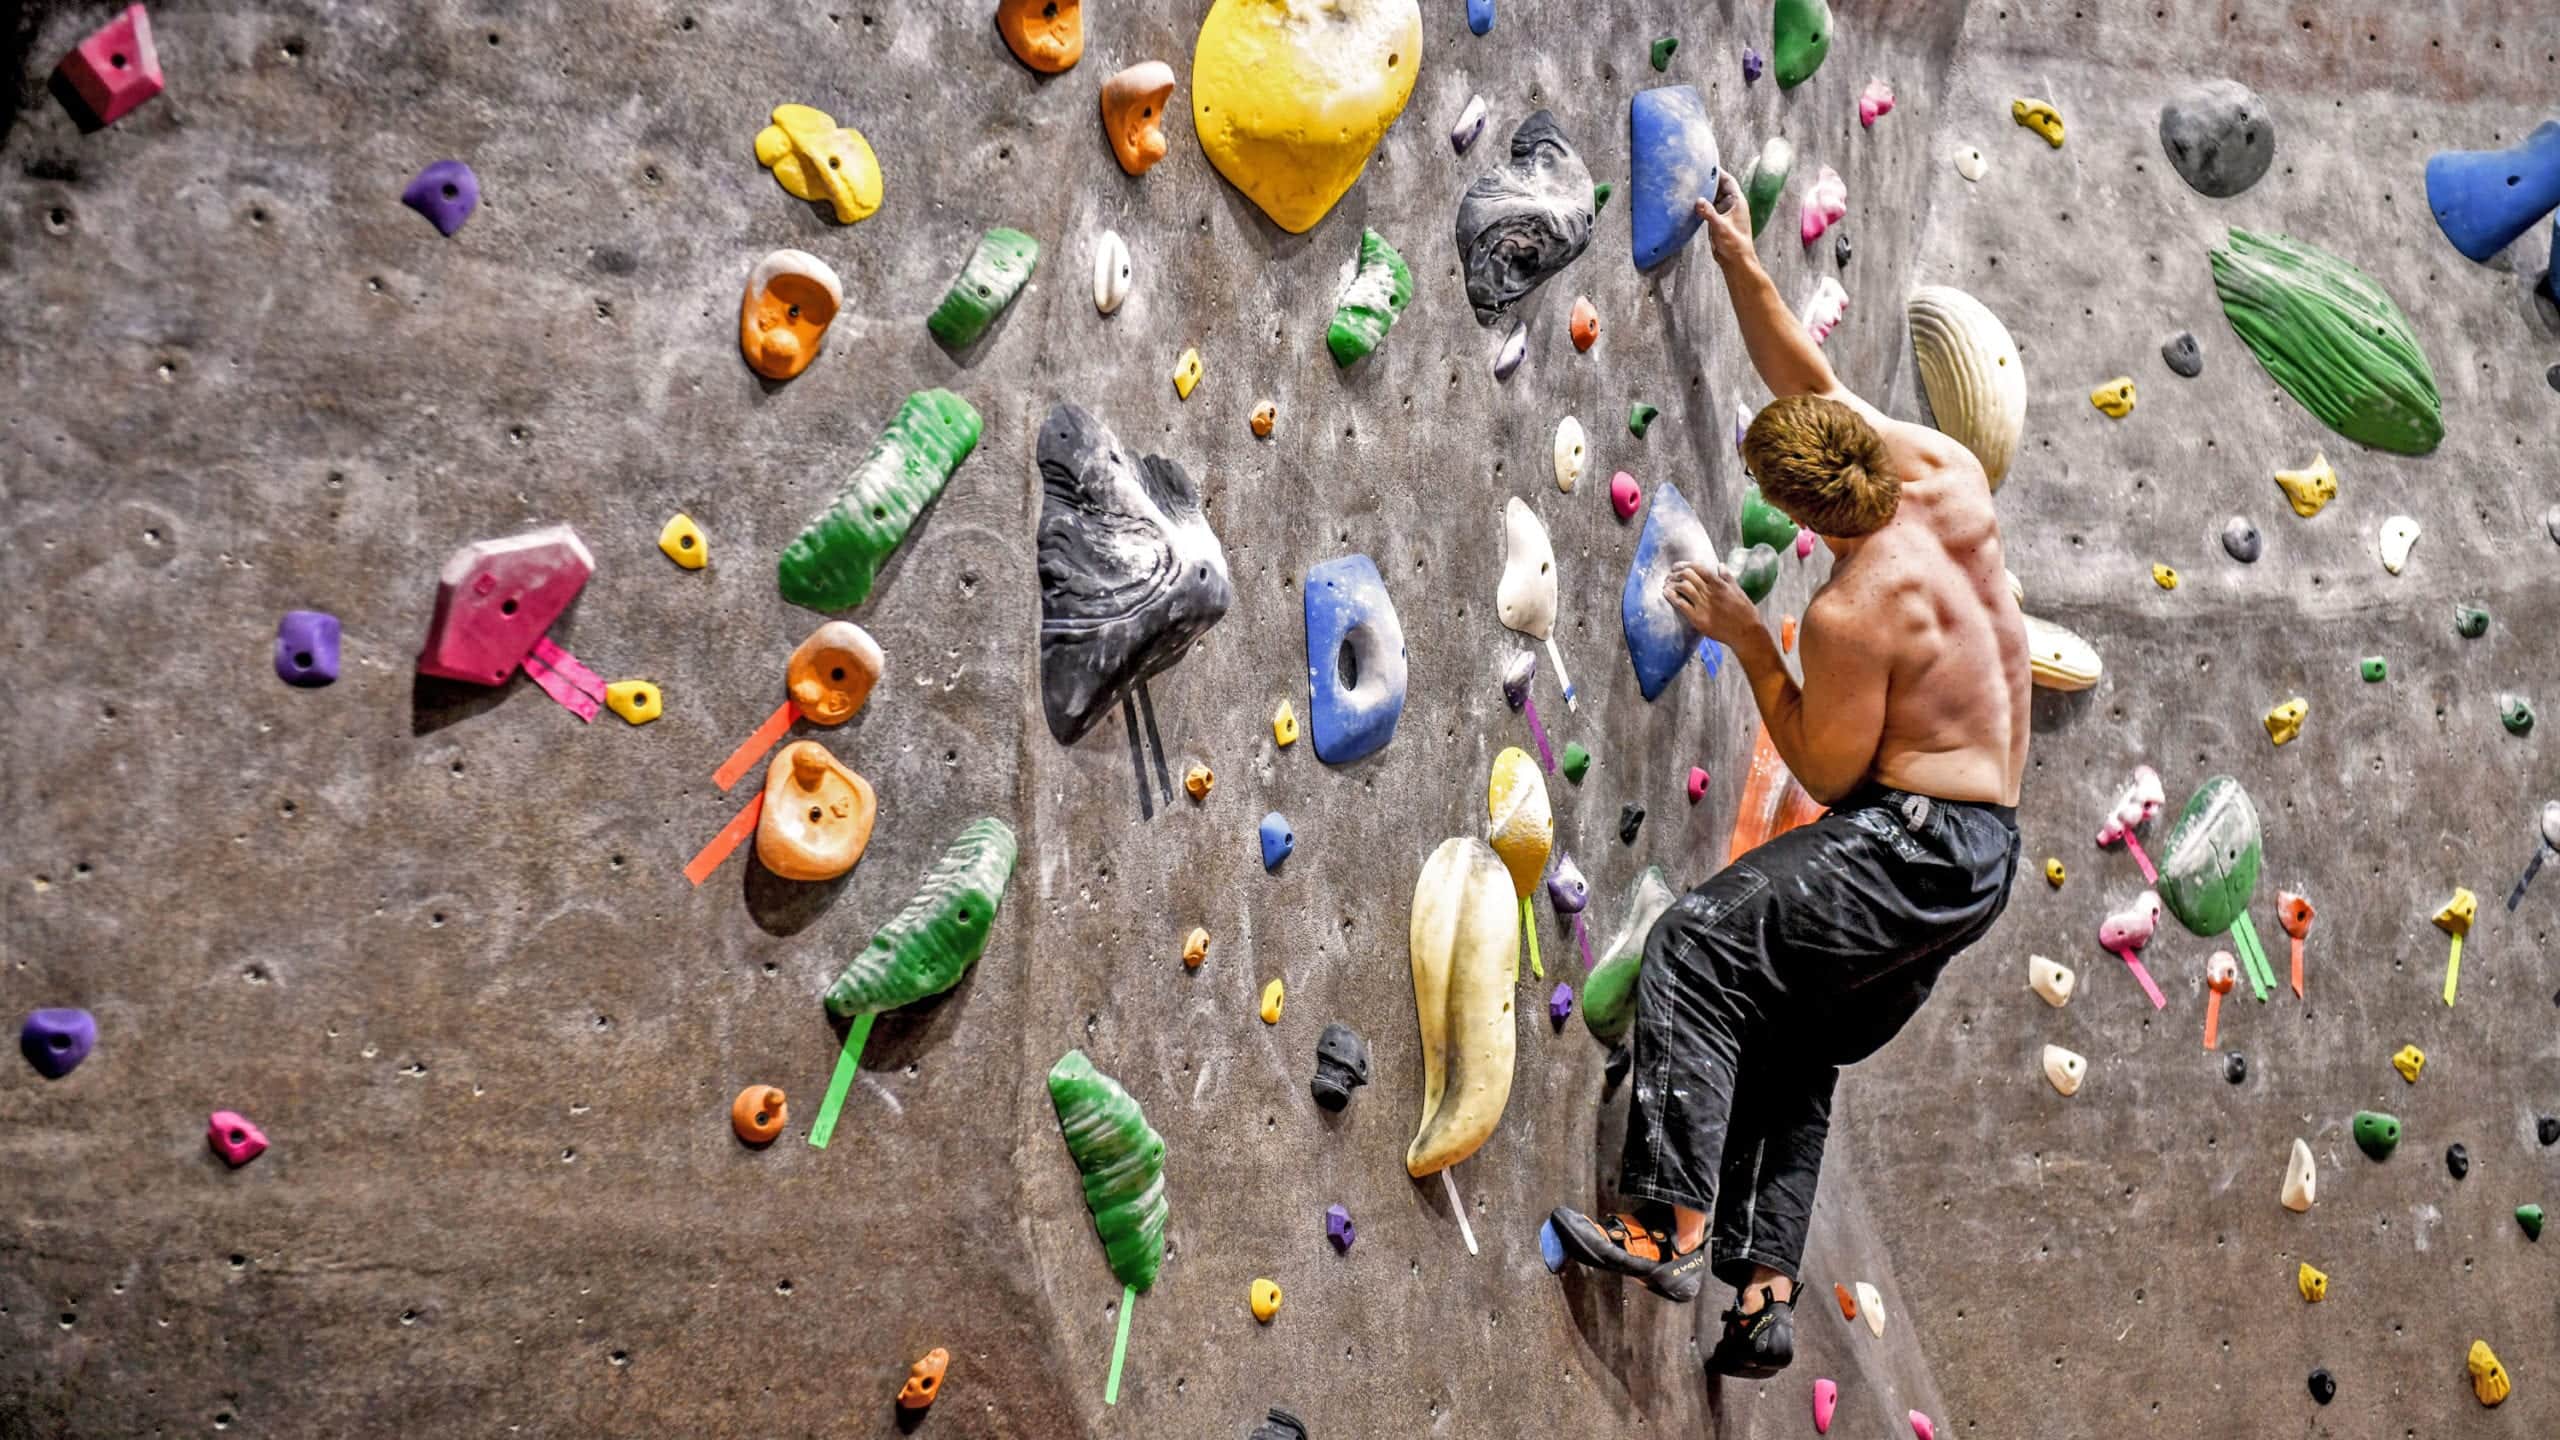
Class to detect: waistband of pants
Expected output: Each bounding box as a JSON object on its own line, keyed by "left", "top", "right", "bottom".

{"left": 1835, "top": 779, "right": 2018, "bottom": 829}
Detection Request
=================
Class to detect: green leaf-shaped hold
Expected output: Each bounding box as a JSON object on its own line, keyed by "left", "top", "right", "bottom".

{"left": 927, "top": 228, "right": 1041, "bottom": 349}
{"left": 2209, "top": 228, "right": 2442, "bottom": 455}
{"left": 2156, "top": 775, "right": 2262, "bottom": 937}
{"left": 2352, "top": 1109, "right": 2401, "bottom": 1161}
{"left": 1326, "top": 227, "right": 1413, "bottom": 367}
{"left": 1048, "top": 1049, "right": 1168, "bottom": 1292}
{"left": 1584, "top": 865, "right": 1677, "bottom": 1045}
{"left": 1743, "top": 138, "right": 1793, "bottom": 239}
{"left": 823, "top": 818, "right": 1018, "bottom": 1018}
{"left": 1773, "top": 0, "right": 1832, "bottom": 89}
{"left": 1739, "top": 483, "right": 1800, "bottom": 552}
{"left": 1726, "top": 543, "right": 1781, "bottom": 604}
{"left": 777, "top": 389, "right": 984, "bottom": 611}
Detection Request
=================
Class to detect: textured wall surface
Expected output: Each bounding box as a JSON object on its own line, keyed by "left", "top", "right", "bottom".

{"left": 3, "top": 2, "right": 2556, "bottom": 1437}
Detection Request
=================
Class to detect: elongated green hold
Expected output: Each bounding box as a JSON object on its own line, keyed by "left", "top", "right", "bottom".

{"left": 1726, "top": 543, "right": 1781, "bottom": 604}
{"left": 1739, "top": 483, "right": 1799, "bottom": 551}
{"left": 1584, "top": 865, "right": 1677, "bottom": 1044}
{"left": 777, "top": 389, "right": 984, "bottom": 611}
{"left": 2352, "top": 1109, "right": 2401, "bottom": 1161}
{"left": 2209, "top": 228, "right": 2441, "bottom": 455}
{"left": 1649, "top": 36, "right": 1678, "bottom": 71}
{"left": 2157, "top": 776, "right": 2262, "bottom": 936}
{"left": 1048, "top": 1049, "right": 1168, "bottom": 1292}
{"left": 823, "top": 818, "right": 1018, "bottom": 1018}
{"left": 1628, "top": 401, "right": 1660, "bottom": 437}
{"left": 1743, "top": 137, "right": 1793, "bottom": 239}
{"left": 1326, "top": 227, "right": 1413, "bottom": 367}
{"left": 927, "top": 227, "right": 1041, "bottom": 349}
{"left": 1593, "top": 181, "right": 1613, "bottom": 212}
{"left": 1773, "top": 0, "right": 1832, "bottom": 89}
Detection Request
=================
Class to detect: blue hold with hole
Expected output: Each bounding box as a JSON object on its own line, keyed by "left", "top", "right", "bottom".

{"left": 1260, "top": 812, "right": 1295, "bottom": 872}
{"left": 1303, "top": 554, "right": 1408, "bottom": 765}
{"left": 2424, "top": 119, "right": 2560, "bottom": 263}
{"left": 1628, "top": 85, "right": 1720, "bottom": 271}
{"left": 1467, "top": 0, "right": 1493, "bottom": 35}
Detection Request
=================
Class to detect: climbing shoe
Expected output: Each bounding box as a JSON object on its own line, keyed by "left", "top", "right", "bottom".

{"left": 1706, "top": 1288, "right": 1796, "bottom": 1378}
{"left": 1545, "top": 1204, "right": 1707, "bottom": 1302}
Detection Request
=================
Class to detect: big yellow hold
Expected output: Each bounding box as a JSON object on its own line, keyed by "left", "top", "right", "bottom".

{"left": 658, "top": 513, "right": 707, "bottom": 569}
{"left": 1191, "top": 0, "right": 1422, "bottom": 234}
{"left": 2468, "top": 1340, "right": 2510, "bottom": 1407}
{"left": 1250, "top": 1277, "right": 1283, "bottom": 1322}
{"left": 2263, "top": 696, "right": 2306, "bottom": 746}
{"left": 2391, "top": 1044, "right": 2426, "bottom": 1083}
{"left": 2434, "top": 887, "right": 2477, "bottom": 937}
{"left": 1259, "top": 977, "right": 1284, "bottom": 1024}
{"left": 2011, "top": 97, "right": 2064, "bottom": 147}
{"left": 605, "top": 680, "right": 662, "bottom": 725}
{"left": 754, "top": 104, "right": 882, "bottom": 224}
{"left": 2296, "top": 1262, "right": 2328, "bottom": 1303}
{"left": 1272, "top": 699, "right": 1298, "bottom": 746}
{"left": 2089, "top": 376, "right": 2136, "bottom": 418}
{"left": 2274, "top": 453, "right": 2338, "bottom": 517}
{"left": 1173, "top": 347, "right": 1203, "bottom": 400}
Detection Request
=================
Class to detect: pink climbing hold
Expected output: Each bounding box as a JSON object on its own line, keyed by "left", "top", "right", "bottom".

{"left": 1799, "top": 165, "right": 1846, "bottom": 245}
{"left": 1794, "top": 530, "right": 1815, "bottom": 559}
{"left": 57, "top": 4, "right": 163, "bottom": 128}
{"left": 1610, "top": 471, "right": 1641, "bottom": 520}
{"left": 1688, "top": 766, "right": 1710, "bottom": 802}
{"left": 207, "top": 1110, "right": 268, "bottom": 1167}
{"left": 1812, "top": 1377, "right": 1838, "bottom": 1433}
{"left": 1859, "top": 79, "right": 1895, "bottom": 129}
{"left": 1908, "top": 1411, "right": 1936, "bottom": 1440}
{"left": 417, "top": 525, "right": 596, "bottom": 686}
{"left": 2098, "top": 890, "right": 2168, "bottom": 1010}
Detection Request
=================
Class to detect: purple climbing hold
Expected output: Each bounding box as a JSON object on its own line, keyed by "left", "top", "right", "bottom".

{"left": 1546, "top": 853, "right": 1589, "bottom": 912}
{"left": 1502, "top": 650, "right": 1537, "bottom": 711}
{"left": 1742, "top": 47, "right": 1765, "bottom": 83}
{"left": 1326, "top": 1202, "right": 1355, "bottom": 1251}
{"left": 21, "top": 1008, "right": 96, "bottom": 1079}
{"left": 275, "top": 609, "right": 341, "bottom": 687}
{"left": 1548, "top": 983, "right": 1574, "bottom": 1025}
{"left": 402, "top": 160, "right": 480, "bottom": 237}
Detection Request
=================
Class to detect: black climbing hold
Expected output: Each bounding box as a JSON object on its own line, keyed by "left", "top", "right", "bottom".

{"left": 1833, "top": 228, "right": 1852, "bottom": 266}
{"left": 1618, "top": 802, "right": 1646, "bottom": 845}
{"left": 1455, "top": 111, "right": 1596, "bottom": 326}
{"left": 2161, "top": 331, "right": 2203, "bottom": 378}
{"left": 2307, "top": 1368, "right": 2336, "bottom": 1405}
{"left": 1603, "top": 1042, "right": 1632, "bottom": 1095}
{"left": 2447, "top": 1142, "right": 2470, "bottom": 1180}
{"left": 1249, "top": 1407, "right": 1310, "bottom": 1440}
{"left": 2547, "top": 362, "right": 2559, "bottom": 393}
{"left": 2158, "top": 79, "right": 2275, "bottom": 198}
{"left": 1309, "top": 1023, "right": 1372, "bottom": 1112}
{"left": 2220, "top": 516, "right": 2261, "bottom": 563}
{"left": 2222, "top": 1052, "right": 2247, "bottom": 1084}
{"left": 2537, "top": 1115, "right": 2560, "bottom": 1147}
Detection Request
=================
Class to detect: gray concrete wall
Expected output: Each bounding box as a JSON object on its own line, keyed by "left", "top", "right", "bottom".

{"left": 1, "top": 1, "right": 2553, "bottom": 1437}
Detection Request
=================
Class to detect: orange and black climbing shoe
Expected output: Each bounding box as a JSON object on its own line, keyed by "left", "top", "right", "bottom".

{"left": 1546, "top": 1204, "right": 1707, "bottom": 1302}
{"left": 1706, "top": 1288, "right": 1796, "bottom": 1378}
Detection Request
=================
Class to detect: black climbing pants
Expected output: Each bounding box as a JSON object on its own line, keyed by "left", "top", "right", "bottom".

{"left": 1618, "top": 782, "right": 2020, "bottom": 1290}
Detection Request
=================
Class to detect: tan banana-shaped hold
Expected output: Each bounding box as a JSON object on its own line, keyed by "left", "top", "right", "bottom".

{"left": 1406, "top": 837, "right": 1520, "bottom": 1178}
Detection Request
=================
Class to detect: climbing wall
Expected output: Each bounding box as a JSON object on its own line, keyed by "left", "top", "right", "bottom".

{"left": 1, "top": 2, "right": 2553, "bottom": 1438}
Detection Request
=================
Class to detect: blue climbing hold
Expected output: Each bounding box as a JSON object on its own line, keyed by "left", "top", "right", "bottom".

{"left": 1260, "top": 812, "right": 1295, "bottom": 872}
{"left": 1621, "top": 484, "right": 1714, "bottom": 701}
{"left": 1467, "top": 0, "right": 1493, "bottom": 35}
{"left": 1538, "top": 1217, "right": 1566, "bottom": 1273}
{"left": 1628, "top": 85, "right": 1719, "bottom": 271}
{"left": 1303, "top": 554, "right": 1408, "bottom": 765}
{"left": 2425, "top": 120, "right": 2560, "bottom": 263}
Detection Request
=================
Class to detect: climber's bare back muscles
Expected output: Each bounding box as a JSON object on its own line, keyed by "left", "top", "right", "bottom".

{"left": 1669, "top": 173, "right": 2030, "bottom": 809}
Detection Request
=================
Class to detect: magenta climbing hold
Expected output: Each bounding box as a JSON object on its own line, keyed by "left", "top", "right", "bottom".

{"left": 2099, "top": 890, "right": 2168, "bottom": 1009}
{"left": 1688, "top": 767, "right": 1709, "bottom": 802}
{"left": 1799, "top": 165, "right": 1845, "bottom": 246}
{"left": 207, "top": 1110, "right": 268, "bottom": 1167}
{"left": 275, "top": 610, "right": 341, "bottom": 688}
{"left": 1610, "top": 471, "right": 1641, "bottom": 520}
{"left": 1794, "top": 530, "right": 1814, "bottom": 559}
{"left": 416, "top": 526, "right": 595, "bottom": 686}
{"left": 402, "top": 161, "right": 482, "bottom": 238}
{"left": 1858, "top": 79, "right": 1895, "bottom": 129}
{"left": 56, "top": 4, "right": 163, "bottom": 128}
{"left": 2096, "top": 764, "right": 2165, "bottom": 883}
{"left": 1812, "top": 1378, "right": 1837, "bottom": 1432}
{"left": 1908, "top": 1412, "right": 1936, "bottom": 1440}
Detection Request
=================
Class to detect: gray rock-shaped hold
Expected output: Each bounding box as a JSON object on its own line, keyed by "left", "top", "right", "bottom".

{"left": 2221, "top": 516, "right": 2261, "bottom": 563}
{"left": 2159, "top": 80, "right": 2275, "bottom": 198}
{"left": 1037, "top": 404, "right": 1234, "bottom": 744}
{"left": 2162, "top": 331, "right": 2203, "bottom": 378}
{"left": 1455, "top": 111, "right": 1595, "bottom": 326}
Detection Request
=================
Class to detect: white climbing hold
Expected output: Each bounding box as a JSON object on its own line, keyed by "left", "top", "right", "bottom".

{"left": 2282, "top": 1137, "right": 2317, "bottom": 1213}
{"left": 1907, "top": 285, "right": 2027, "bottom": 489}
{"left": 1493, "top": 322, "right": 1526, "bottom": 381}
{"left": 1953, "top": 144, "right": 1987, "bottom": 181}
{"left": 2379, "top": 515, "right": 2420, "bottom": 575}
{"left": 1496, "top": 497, "right": 1558, "bottom": 641}
{"left": 2028, "top": 954, "right": 2075, "bottom": 1007}
{"left": 1093, "top": 228, "right": 1131, "bottom": 314}
{"left": 1452, "top": 93, "right": 1488, "bottom": 153}
{"left": 1801, "top": 276, "right": 1848, "bottom": 345}
{"left": 2021, "top": 613, "right": 2101, "bottom": 691}
{"left": 2042, "top": 1043, "right": 2086, "bottom": 1096}
{"left": 1854, "top": 1281, "right": 1885, "bottom": 1337}
{"left": 1552, "top": 415, "right": 1586, "bottom": 493}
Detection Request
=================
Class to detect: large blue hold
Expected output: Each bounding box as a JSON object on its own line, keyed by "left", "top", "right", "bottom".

{"left": 1629, "top": 85, "right": 1720, "bottom": 270}
{"left": 1467, "top": 0, "right": 1493, "bottom": 35}
{"left": 1260, "top": 812, "right": 1295, "bottom": 872}
{"left": 1620, "top": 484, "right": 1714, "bottom": 701}
{"left": 2425, "top": 120, "right": 2560, "bottom": 263}
{"left": 1304, "top": 554, "right": 1407, "bottom": 765}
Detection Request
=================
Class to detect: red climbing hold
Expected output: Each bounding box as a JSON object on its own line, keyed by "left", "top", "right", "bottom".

{"left": 57, "top": 5, "right": 163, "bottom": 128}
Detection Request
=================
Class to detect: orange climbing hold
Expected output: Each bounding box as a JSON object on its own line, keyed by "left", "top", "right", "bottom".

{"left": 996, "top": 0, "right": 1082, "bottom": 72}
{"left": 1729, "top": 723, "right": 1827, "bottom": 864}
{"left": 731, "top": 1084, "right": 787, "bottom": 1144}
{"left": 898, "top": 1347, "right": 950, "bottom": 1411}
{"left": 1834, "top": 1282, "right": 1858, "bottom": 1320}
{"left": 1781, "top": 615, "right": 1798, "bottom": 652}
{"left": 1571, "top": 296, "right": 1600, "bottom": 351}
{"left": 1100, "top": 61, "right": 1176, "bottom": 175}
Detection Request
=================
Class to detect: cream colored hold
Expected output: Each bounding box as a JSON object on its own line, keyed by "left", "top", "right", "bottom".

{"left": 1093, "top": 228, "right": 1132, "bottom": 315}
{"left": 2028, "top": 954, "right": 2075, "bottom": 1007}
{"left": 1496, "top": 498, "right": 1575, "bottom": 706}
{"left": 1405, "top": 837, "right": 1520, "bottom": 1179}
{"left": 2281, "top": 1137, "right": 2317, "bottom": 1213}
{"left": 1553, "top": 415, "right": 1586, "bottom": 492}
{"left": 2379, "top": 514, "right": 2420, "bottom": 574}
{"left": 2042, "top": 1043, "right": 2086, "bottom": 1096}
{"left": 2021, "top": 613, "right": 2101, "bottom": 691}
{"left": 738, "top": 249, "right": 845, "bottom": 381}
{"left": 1855, "top": 1282, "right": 1886, "bottom": 1338}
{"left": 1907, "top": 285, "right": 2026, "bottom": 488}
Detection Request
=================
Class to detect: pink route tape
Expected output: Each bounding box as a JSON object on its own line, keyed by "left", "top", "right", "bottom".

{"left": 521, "top": 650, "right": 600, "bottom": 722}
{"left": 2110, "top": 945, "right": 2167, "bottom": 1009}
{"left": 529, "top": 635, "right": 605, "bottom": 698}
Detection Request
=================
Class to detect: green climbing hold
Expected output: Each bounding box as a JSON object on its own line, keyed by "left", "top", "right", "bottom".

{"left": 926, "top": 228, "right": 1040, "bottom": 350}
{"left": 2156, "top": 776, "right": 2262, "bottom": 936}
{"left": 1593, "top": 182, "right": 1613, "bottom": 212}
{"left": 2208, "top": 228, "right": 2442, "bottom": 455}
{"left": 1726, "top": 543, "right": 1780, "bottom": 604}
{"left": 2501, "top": 693, "right": 2535, "bottom": 736}
{"left": 1739, "top": 483, "right": 1800, "bottom": 552}
{"left": 1649, "top": 36, "right": 1678, "bottom": 71}
{"left": 1326, "top": 227, "right": 1413, "bottom": 368}
{"left": 777, "top": 389, "right": 985, "bottom": 611}
{"left": 2455, "top": 604, "right": 2490, "bottom": 638}
{"left": 1628, "top": 401, "right": 1660, "bottom": 437}
{"left": 2519, "top": 1204, "right": 2546, "bottom": 1241}
{"left": 1742, "top": 138, "right": 1794, "bottom": 239}
{"left": 823, "top": 817, "right": 1019, "bottom": 1018}
{"left": 1047, "top": 1049, "right": 1169, "bottom": 1293}
{"left": 1560, "top": 742, "right": 1591, "bottom": 783}
{"left": 1584, "top": 866, "right": 1678, "bottom": 1045}
{"left": 1772, "top": 0, "right": 1832, "bottom": 89}
{"left": 2352, "top": 1109, "right": 2401, "bottom": 1161}
{"left": 2359, "top": 656, "right": 2387, "bottom": 683}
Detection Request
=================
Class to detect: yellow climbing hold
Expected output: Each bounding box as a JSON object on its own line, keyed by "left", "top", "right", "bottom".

{"left": 1273, "top": 699, "right": 1298, "bottom": 746}
{"left": 1184, "top": 763, "right": 1215, "bottom": 801}
{"left": 605, "top": 680, "right": 662, "bottom": 725}
{"left": 2089, "top": 376, "right": 2136, "bottom": 418}
{"left": 2434, "top": 887, "right": 2477, "bottom": 937}
{"left": 657, "top": 513, "right": 707, "bottom": 570}
{"left": 2044, "top": 857, "right": 2066, "bottom": 887}
{"left": 2152, "top": 563, "right": 2180, "bottom": 591}
{"left": 2011, "top": 97, "right": 2064, "bottom": 147}
{"left": 1173, "top": 347, "right": 1203, "bottom": 400}
{"left": 753, "top": 104, "right": 882, "bottom": 224}
{"left": 2391, "top": 1044, "right": 2426, "bottom": 1084}
{"left": 1259, "top": 977, "right": 1284, "bottom": 1024}
{"left": 2274, "top": 453, "right": 2338, "bottom": 517}
{"left": 1191, "top": 0, "right": 1423, "bottom": 235}
{"left": 1184, "top": 926, "right": 1211, "bottom": 970}
{"left": 2263, "top": 697, "right": 2306, "bottom": 746}
{"left": 1250, "top": 1277, "right": 1283, "bottom": 1322}
{"left": 2468, "top": 1340, "right": 2510, "bottom": 1407}
{"left": 2296, "top": 1262, "right": 2328, "bottom": 1303}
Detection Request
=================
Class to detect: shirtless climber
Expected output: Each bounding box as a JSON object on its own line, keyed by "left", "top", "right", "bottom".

{"left": 1546, "top": 172, "right": 2030, "bottom": 1379}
